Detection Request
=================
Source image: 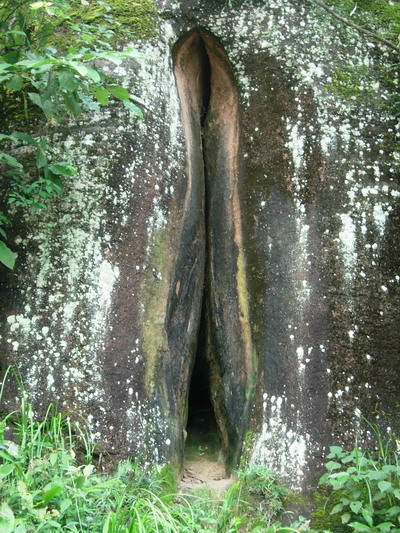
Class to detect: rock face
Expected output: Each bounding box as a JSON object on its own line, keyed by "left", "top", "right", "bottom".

{"left": 1, "top": 0, "right": 399, "bottom": 490}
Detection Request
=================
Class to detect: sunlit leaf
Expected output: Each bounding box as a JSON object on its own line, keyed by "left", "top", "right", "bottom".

{"left": 105, "top": 84, "right": 130, "bottom": 101}
{"left": 48, "top": 162, "right": 77, "bottom": 176}
{"left": 68, "top": 61, "right": 88, "bottom": 77}
{"left": 41, "top": 484, "right": 64, "bottom": 505}
{"left": 350, "top": 501, "right": 363, "bottom": 514}
{"left": 378, "top": 480, "right": 392, "bottom": 492}
{"left": 0, "top": 464, "right": 15, "bottom": 480}
{"left": 0, "top": 241, "right": 17, "bottom": 269}
{"left": 123, "top": 100, "right": 143, "bottom": 118}
{"left": 326, "top": 460, "right": 342, "bottom": 471}
{"left": 93, "top": 86, "right": 108, "bottom": 106}
{"left": 86, "top": 67, "right": 101, "bottom": 83}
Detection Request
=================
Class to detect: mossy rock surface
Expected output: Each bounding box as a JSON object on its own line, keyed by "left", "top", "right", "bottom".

{"left": 70, "top": 0, "right": 158, "bottom": 42}
{"left": 323, "top": 0, "right": 400, "bottom": 39}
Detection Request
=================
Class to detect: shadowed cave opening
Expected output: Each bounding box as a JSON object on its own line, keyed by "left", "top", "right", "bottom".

{"left": 186, "top": 307, "right": 219, "bottom": 456}
{"left": 183, "top": 35, "right": 219, "bottom": 456}
{"left": 173, "top": 27, "right": 246, "bottom": 469}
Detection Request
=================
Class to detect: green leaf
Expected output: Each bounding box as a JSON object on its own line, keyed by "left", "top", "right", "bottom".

{"left": 120, "top": 47, "right": 141, "bottom": 59}
{"left": 48, "top": 162, "right": 77, "bottom": 176}
{"left": 367, "top": 471, "right": 388, "bottom": 481}
{"left": 327, "top": 446, "right": 343, "bottom": 458}
{"left": 0, "top": 502, "right": 14, "bottom": 533}
{"left": 28, "top": 92, "right": 42, "bottom": 108}
{"left": 326, "top": 460, "right": 342, "bottom": 472}
{"left": 98, "top": 52, "right": 122, "bottom": 65}
{"left": 58, "top": 71, "right": 79, "bottom": 92}
{"left": 0, "top": 134, "right": 17, "bottom": 142}
{"left": 350, "top": 501, "right": 363, "bottom": 514}
{"left": 123, "top": 100, "right": 143, "bottom": 118}
{"left": 330, "top": 503, "right": 344, "bottom": 514}
{"left": 376, "top": 523, "right": 394, "bottom": 532}
{"left": 15, "top": 59, "right": 37, "bottom": 68}
{"left": 86, "top": 67, "right": 101, "bottom": 83}
{"left": 81, "top": 33, "right": 94, "bottom": 44}
{"left": 387, "top": 506, "right": 400, "bottom": 517}
{"left": 349, "top": 521, "right": 372, "bottom": 532}
{"left": 63, "top": 93, "right": 82, "bottom": 116}
{"left": 342, "top": 513, "right": 351, "bottom": 524}
{"left": 382, "top": 465, "right": 396, "bottom": 473}
{"left": 362, "top": 508, "right": 373, "bottom": 527}
{"left": 5, "top": 30, "right": 27, "bottom": 37}
{"left": 74, "top": 475, "right": 85, "bottom": 488}
{"left": 44, "top": 173, "right": 63, "bottom": 194}
{"left": 3, "top": 50, "right": 20, "bottom": 64}
{"left": 68, "top": 61, "right": 88, "bottom": 77}
{"left": 6, "top": 74, "right": 24, "bottom": 91}
{"left": 12, "top": 132, "right": 38, "bottom": 146}
{"left": 78, "top": 92, "right": 100, "bottom": 112}
{"left": 0, "top": 463, "right": 15, "bottom": 480}
{"left": 36, "top": 149, "right": 47, "bottom": 169}
{"left": 0, "top": 63, "right": 12, "bottom": 72}
{"left": 41, "top": 485, "right": 64, "bottom": 505}
{"left": 105, "top": 84, "right": 130, "bottom": 101}
{"left": 0, "top": 152, "right": 23, "bottom": 168}
{"left": 93, "top": 86, "right": 109, "bottom": 106}
{"left": 378, "top": 480, "right": 392, "bottom": 492}
{"left": 60, "top": 498, "right": 72, "bottom": 514}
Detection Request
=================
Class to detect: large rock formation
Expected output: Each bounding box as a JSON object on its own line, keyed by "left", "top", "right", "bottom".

{"left": 1, "top": 0, "right": 399, "bottom": 490}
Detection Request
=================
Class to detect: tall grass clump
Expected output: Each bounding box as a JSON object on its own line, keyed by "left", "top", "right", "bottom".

{"left": 0, "top": 368, "right": 185, "bottom": 532}
{"left": 0, "top": 367, "right": 292, "bottom": 532}
{"left": 2, "top": 365, "right": 399, "bottom": 533}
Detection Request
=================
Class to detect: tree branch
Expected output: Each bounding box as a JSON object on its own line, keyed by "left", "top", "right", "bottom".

{"left": 309, "top": 0, "right": 400, "bottom": 54}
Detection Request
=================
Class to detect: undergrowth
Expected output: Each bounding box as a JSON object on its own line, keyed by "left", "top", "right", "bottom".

{"left": 0, "top": 367, "right": 399, "bottom": 532}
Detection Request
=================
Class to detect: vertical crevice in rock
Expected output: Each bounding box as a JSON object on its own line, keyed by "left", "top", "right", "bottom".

{"left": 172, "top": 28, "right": 256, "bottom": 470}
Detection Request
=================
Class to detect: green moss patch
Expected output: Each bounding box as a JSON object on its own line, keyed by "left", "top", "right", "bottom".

{"left": 70, "top": 0, "right": 158, "bottom": 43}
{"left": 322, "top": 0, "right": 400, "bottom": 41}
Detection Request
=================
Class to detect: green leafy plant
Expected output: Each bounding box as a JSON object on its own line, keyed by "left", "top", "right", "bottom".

{"left": 0, "top": 0, "right": 143, "bottom": 269}
{"left": 236, "top": 465, "right": 288, "bottom": 525}
{"left": 316, "top": 423, "right": 400, "bottom": 533}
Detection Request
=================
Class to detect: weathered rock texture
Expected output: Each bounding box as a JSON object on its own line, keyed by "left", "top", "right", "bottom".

{"left": 1, "top": 0, "right": 399, "bottom": 490}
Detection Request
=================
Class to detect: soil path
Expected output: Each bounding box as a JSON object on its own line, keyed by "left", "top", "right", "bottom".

{"left": 179, "top": 428, "right": 235, "bottom": 493}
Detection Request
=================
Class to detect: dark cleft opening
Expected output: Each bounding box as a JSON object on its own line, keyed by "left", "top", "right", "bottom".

{"left": 186, "top": 310, "right": 217, "bottom": 442}
{"left": 173, "top": 27, "right": 251, "bottom": 471}
{"left": 184, "top": 35, "right": 219, "bottom": 454}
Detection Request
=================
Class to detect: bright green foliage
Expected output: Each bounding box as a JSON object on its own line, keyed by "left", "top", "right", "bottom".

{"left": 0, "top": 367, "right": 302, "bottom": 532}
{"left": 0, "top": 0, "right": 143, "bottom": 270}
{"left": 315, "top": 426, "right": 400, "bottom": 533}
{"left": 3, "top": 364, "right": 400, "bottom": 532}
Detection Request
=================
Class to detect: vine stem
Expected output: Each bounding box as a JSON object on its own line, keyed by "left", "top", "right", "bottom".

{"left": 309, "top": 0, "right": 400, "bottom": 54}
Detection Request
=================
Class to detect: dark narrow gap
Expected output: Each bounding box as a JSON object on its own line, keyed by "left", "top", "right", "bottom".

{"left": 184, "top": 36, "right": 220, "bottom": 459}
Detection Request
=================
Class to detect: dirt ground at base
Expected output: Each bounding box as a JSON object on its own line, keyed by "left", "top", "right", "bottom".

{"left": 178, "top": 426, "right": 235, "bottom": 494}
